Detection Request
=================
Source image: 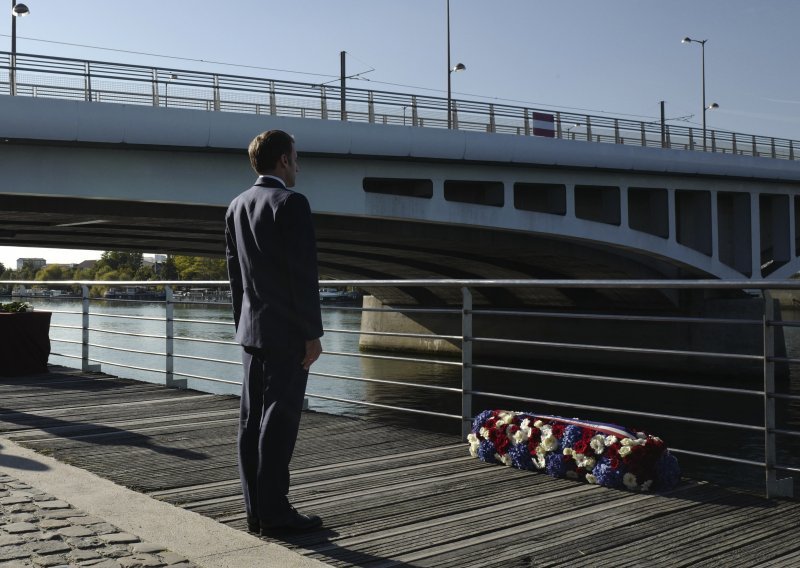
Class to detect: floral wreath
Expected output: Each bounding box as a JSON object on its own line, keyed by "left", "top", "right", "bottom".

{"left": 467, "top": 410, "right": 681, "bottom": 491}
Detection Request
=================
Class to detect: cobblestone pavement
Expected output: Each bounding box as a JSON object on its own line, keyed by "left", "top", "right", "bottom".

{"left": 0, "top": 470, "right": 197, "bottom": 568}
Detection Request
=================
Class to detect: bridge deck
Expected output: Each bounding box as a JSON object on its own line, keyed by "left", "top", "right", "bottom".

{"left": 1, "top": 367, "right": 799, "bottom": 567}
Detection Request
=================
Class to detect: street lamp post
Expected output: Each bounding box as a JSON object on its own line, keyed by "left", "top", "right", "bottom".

{"left": 682, "top": 36, "right": 718, "bottom": 151}
{"left": 10, "top": 1, "right": 29, "bottom": 96}
{"left": 446, "top": 0, "right": 465, "bottom": 129}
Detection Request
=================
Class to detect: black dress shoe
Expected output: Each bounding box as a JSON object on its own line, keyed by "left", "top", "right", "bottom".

{"left": 260, "top": 506, "right": 322, "bottom": 532}
{"left": 246, "top": 516, "right": 260, "bottom": 534}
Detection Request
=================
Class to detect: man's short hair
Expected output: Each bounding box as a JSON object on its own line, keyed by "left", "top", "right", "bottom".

{"left": 248, "top": 130, "right": 294, "bottom": 174}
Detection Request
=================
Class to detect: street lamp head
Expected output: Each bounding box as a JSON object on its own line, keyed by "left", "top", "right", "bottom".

{"left": 11, "top": 3, "right": 30, "bottom": 17}
{"left": 451, "top": 62, "right": 466, "bottom": 73}
{"left": 707, "top": 102, "right": 719, "bottom": 110}
{"left": 681, "top": 37, "right": 692, "bottom": 44}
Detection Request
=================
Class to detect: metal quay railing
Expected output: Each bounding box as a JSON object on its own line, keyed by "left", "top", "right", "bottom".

{"left": 1, "top": 51, "right": 798, "bottom": 161}
{"left": 2, "top": 277, "right": 800, "bottom": 499}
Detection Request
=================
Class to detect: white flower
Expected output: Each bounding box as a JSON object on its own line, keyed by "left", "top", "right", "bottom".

{"left": 641, "top": 480, "right": 653, "bottom": 492}
{"left": 621, "top": 437, "right": 634, "bottom": 446}
{"left": 623, "top": 472, "right": 639, "bottom": 489}
{"left": 540, "top": 425, "right": 552, "bottom": 438}
{"left": 469, "top": 444, "right": 478, "bottom": 458}
{"left": 582, "top": 457, "right": 596, "bottom": 470}
{"left": 590, "top": 435, "right": 606, "bottom": 454}
{"left": 540, "top": 434, "right": 558, "bottom": 452}
{"left": 520, "top": 418, "right": 531, "bottom": 430}
{"left": 499, "top": 411, "right": 516, "bottom": 423}
{"left": 499, "top": 454, "right": 512, "bottom": 466}
{"left": 535, "top": 444, "right": 546, "bottom": 456}
{"left": 479, "top": 427, "right": 490, "bottom": 440}
{"left": 563, "top": 447, "right": 574, "bottom": 456}
{"left": 618, "top": 446, "right": 632, "bottom": 458}
{"left": 496, "top": 420, "right": 506, "bottom": 428}
{"left": 573, "top": 452, "right": 584, "bottom": 464}
{"left": 534, "top": 420, "right": 544, "bottom": 428}
{"left": 586, "top": 473, "right": 598, "bottom": 484}
{"left": 636, "top": 432, "right": 647, "bottom": 440}
{"left": 467, "top": 433, "right": 479, "bottom": 444}
{"left": 512, "top": 429, "right": 529, "bottom": 445}
{"left": 604, "top": 435, "right": 618, "bottom": 446}
{"left": 535, "top": 455, "right": 546, "bottom": 469}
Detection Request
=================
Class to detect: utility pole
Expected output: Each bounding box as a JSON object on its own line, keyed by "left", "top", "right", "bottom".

{"left": 340, "top": 51, "right": 346, "bottom": 122}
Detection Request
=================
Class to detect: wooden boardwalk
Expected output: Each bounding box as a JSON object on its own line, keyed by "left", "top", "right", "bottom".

{"left": 1, "top": 367, "right": 800, "bottom": 567}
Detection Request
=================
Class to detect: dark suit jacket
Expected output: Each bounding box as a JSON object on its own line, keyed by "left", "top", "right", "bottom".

{"left": 225, "top": 176, "right": 323, "bottom": 350}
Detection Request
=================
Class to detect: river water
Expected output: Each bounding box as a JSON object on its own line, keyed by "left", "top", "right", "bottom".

{"left": 28, "top": 298, "right": 462, "bottom": 431}
{"left": 19, "top": 297, "right": 800, "bottom": 493}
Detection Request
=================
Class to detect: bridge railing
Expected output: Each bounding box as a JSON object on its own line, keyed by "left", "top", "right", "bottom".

{"left": 1, "top": 51, "right": 797, "bottom": 160}
{"left": 3, "top": 277, "right": 800, "bottom": 498}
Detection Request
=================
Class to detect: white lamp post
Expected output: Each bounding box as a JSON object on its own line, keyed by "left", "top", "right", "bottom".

{"left": 446, "top": 0, "right": 466, "bottom": 129}
{"left": 10, "top": 1, "right": 29, "bottom": 96}
{"left": 682, "top": 36, "right": 719, "bottom": 151}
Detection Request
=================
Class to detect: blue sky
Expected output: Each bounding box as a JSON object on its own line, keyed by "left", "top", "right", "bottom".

{"left": 2, "top": 0, "right": 798, "bottom": 269}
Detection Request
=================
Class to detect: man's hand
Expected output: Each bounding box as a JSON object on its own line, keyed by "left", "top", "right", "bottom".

{"left": 301, "top": 338, "right": 322, "bottom": 370}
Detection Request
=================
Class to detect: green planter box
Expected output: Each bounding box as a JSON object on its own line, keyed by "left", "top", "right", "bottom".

{"left": 0, "top": 311, "right": 52, "bottom": 376}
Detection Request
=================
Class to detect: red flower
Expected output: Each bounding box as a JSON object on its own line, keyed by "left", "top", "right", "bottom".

{"left": 573, "top": 440, "right": 589, "bottom": 454}
{"left": 495, "top": 436, "right": 510, "bottom": 454}
{"left": 610, "top": 456, "right": 620, "bottom": 469}
{"left": 551, "top": 423, "right": 565, "bottom": 438}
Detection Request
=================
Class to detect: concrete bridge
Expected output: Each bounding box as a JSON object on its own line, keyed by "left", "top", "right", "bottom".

{"left": 2, "top": 58, "right": 800, "bottom": 307}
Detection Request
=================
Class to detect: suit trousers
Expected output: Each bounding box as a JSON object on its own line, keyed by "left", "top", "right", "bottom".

{"left": 238, "top": 341, "right": 308, "bottom": 521}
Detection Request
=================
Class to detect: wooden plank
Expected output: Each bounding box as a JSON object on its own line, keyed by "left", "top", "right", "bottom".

{"left": 2, "top": 368, "right": 800, "bottom": 568}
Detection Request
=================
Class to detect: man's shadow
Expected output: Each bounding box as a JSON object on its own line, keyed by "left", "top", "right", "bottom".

{"left": 0, "top": 371, "right": 207, "bottom": 462}
{"left": 0, "top": 442, "right": 50, "bottom": 471}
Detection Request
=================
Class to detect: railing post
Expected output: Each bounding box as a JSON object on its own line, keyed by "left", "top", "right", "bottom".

{"left": 487, "top": 104, "right": 494, "bottom": 133}
{"left": 411, "top": 96, "right": 418, "bottom": 127}
{"left": 711, "top": 130, "right": 717, "bottom": 153}
{"left": 164, "top": 285, "right": 185, "bottom": 389}
{"left": 81, "top": 285, "right": 90, "bottom": 371}
{"left": 269, "top": 80, "right": 277, "bottom": 116}
{"left": 752, "top": 134, "right": 758, "bottom": 157}
{"left": 614, "top": 119, "right": 620, "bottom": 144}
{"left": 688, "top": 128, "right": 694, "bottom": 151}
{"left": 368, "top": 91, "right": 375, "bottom": 123}
{"left": 585, "top": 116, "right": 592, "bottom": 142}
{"left": 213, "top": 74, "right": 221, "bottom": 111}
{"left": 524, "top": 109, "right": 531, "bottom": 136}
{"left": 791, "top": 140, "right": 795, "bottom": 161}
{"left": 642, "top": 122, "right": 648, "bottom": 147}
{"left": 151, "top": 69, "right": 160, "bottom": 107}
{"left": 84, "top": 62, "right": 93, "bottom": 102}
{"left": 763, "top": 290, "right": 793, "bottom": 498}
{"left": 320, "top": 85, "right": 328, "bottom": 119}
{"left": 461, "top": 287, "right": 473, "bottom": 441}
{"left": 771, "top": 138, "right": 776, "bottom": 159}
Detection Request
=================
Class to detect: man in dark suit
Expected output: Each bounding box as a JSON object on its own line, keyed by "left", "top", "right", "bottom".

{"left": 225, "top": 130, "right": 323, "bottom": 533}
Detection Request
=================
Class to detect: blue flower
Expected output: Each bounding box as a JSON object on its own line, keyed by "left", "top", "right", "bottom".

{"left": 592, "top": 461, "right": 624, "bottom": 488}
{"left": 477, "top": 439, "right": 497, "bottom": 464}
{"left": 545, "top": 453, "right": 567, "bottom": 478}
{"left": 509, "top": 442, "right": 533, "bottom": 470}
{"left": 561, "top": 425, "right": 583, "bottom": 448}
{"left": 654, "top": 451, "right": 681, "bottom": 490}
{"left": 472, "top": 410, "right": 495, "bottom": 434}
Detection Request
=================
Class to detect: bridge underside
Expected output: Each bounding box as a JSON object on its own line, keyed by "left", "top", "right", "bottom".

{"left": 0, "top": 194, "right": 708, "bottom": 310}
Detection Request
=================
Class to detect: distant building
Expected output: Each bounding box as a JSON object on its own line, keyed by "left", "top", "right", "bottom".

{"left": 17, "top": 258, "right": 46, "bottom": 271}
{"left": 75, "top": 260, "right": 98, "bottom": 270}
